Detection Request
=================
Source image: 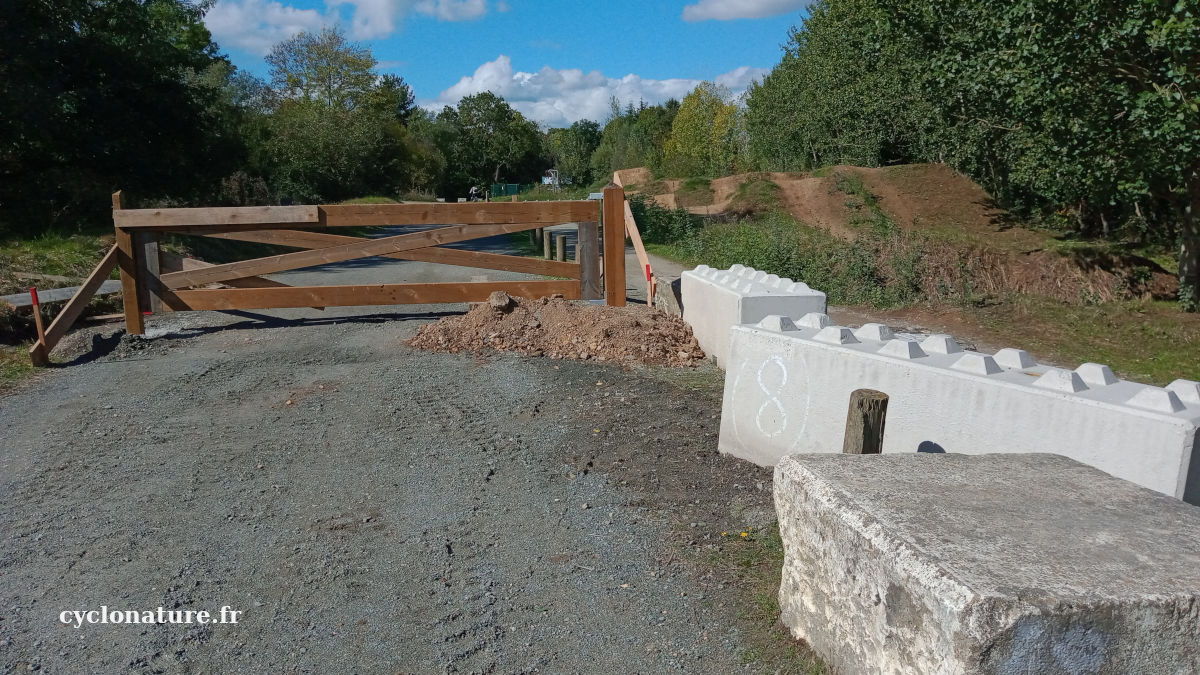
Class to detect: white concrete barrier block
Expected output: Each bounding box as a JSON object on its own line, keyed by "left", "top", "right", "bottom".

{"left": 921, "top": 334, "right": 962, "bottom": 355}
{"left": 951, "top": 353, "right": 1001, "bottom": 376}
{"left": 680, "top": 264, "right": 827, "bottom": 367}
{"left": 719, "top": 320, "right": 1200, "bottom": 501}
{"left": 853, "top": 323, "right": 894, "bottom": 342}
{"left": 994, "top": 348, "right": 1036, "bottom": 369}
{"left": 1168, "top": 379, "right": 1200, "bottom": 405}
{"left": 1076, "top": 362, "right": 1119, "bottom": 387}
{"left": 1034, "top": 368, "right": 1089, "bottom": 393}
{"left": 879, "top": 340, "right": 927, "bottom": 360}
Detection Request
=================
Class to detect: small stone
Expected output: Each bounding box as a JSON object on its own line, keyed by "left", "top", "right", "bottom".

{"left": 488, "top": 291, "right": 515, "bottom": 312}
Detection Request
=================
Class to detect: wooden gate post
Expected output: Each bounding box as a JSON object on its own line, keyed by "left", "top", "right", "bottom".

{"left": 843, "top": 389, "right": 888, "bottom": 454}
{"left": 112, "top": 191, "right": 145, "bottom": 335}
{"left": 578, "top": 221, "right": 601, "bottom": 300}
{"left": 602, "top": 184, "right": 626, "bottom": 307}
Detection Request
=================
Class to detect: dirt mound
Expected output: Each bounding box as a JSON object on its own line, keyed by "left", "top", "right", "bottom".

{"left": 407, "top": 293, "right": 705, "bottom": 366}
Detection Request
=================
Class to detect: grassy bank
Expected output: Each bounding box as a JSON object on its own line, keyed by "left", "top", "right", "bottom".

{"left": 635, "top": 192, "right": 1198, "bottom": 385}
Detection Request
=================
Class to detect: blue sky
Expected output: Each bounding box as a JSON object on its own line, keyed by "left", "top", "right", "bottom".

{"left": 204, "top": 0, "right": 810, "bottom": 127}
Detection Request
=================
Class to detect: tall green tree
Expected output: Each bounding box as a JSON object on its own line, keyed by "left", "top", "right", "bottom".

{"left": 891, "top": 0, "right": 1200, "bottom": 307}
{"left": 744, "top": 0, "right": 932, "bottom": 171}
{"left": 265, "top": 26, "right": 376, "bottom": 109}
{"left": 433, "top": 93, "right": 544, "bottom": 195}
{"left": 0, "top": 0, "right": 240, "bottom": 232}
{"left": 547, "top": 120, "right": 602, "bottom": 185}
{"left": 664, "top": 82, "right": 743, "bottom": 176}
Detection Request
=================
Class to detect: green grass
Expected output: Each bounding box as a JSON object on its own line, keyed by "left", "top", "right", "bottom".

{"left": 701, "top": 525, "right": 827, "bottom": 674}
{"left": 729, "top": 175, "right": 783, "bottom": 216}
{"left": 965, "top": 296, "right": 1200, "bottom": 384}
{"left": 676, "top": 177, "right": 715, "bottom": 208}
{"left": 0, "top": 343, "right": 36, "bottom": 391}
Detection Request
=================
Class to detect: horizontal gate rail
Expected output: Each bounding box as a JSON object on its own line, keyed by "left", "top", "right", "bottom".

{"left": 205, "top": 229, "right": 581, "bottom": 278}
{"left": 169, "top": 280, "right": 581, "bottom": 311}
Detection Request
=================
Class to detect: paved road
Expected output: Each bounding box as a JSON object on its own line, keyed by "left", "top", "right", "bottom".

{"left": 0, "top": 231, "right": 783, "bottom": 674}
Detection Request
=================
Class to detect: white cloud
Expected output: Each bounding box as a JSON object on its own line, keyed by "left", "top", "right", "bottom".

{"left": 415, "top": 0, "right": 487, "bottom": 21}
{"left": 205, "top": 0, "right": 492, "bottom": 52}
{"left": 428, "top": 55, "right": 769, "bottom": 127}
{"left": 205, "top": 0, "right": 327, "bottom": 55}
{"left": 682, "top": 0, "right": 809, "bottom": 22}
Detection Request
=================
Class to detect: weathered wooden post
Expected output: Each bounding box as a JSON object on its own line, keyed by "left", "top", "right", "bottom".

{"left": 556, "top": 234, "right": 567, "bottom": 262}
{"left": 843, "top": 389, "right": 888, "bottom": 455}
{"left": 543, "top": 229, "right": 552, "bottom": 259}
{"left": 602, "top": 184, "right": 627, "bottom": 307}
{"left": 112, "top": 191, "right": 145, "bottom": 335}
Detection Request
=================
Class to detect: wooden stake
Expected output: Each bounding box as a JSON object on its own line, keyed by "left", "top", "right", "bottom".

{"left": 112, "top": 191, "right": 145, "bottom": 335}
{"left": 556, "top": 234, "right": 566, "bottom": 262}
{"left": 842, "top": 389, "right": 889, "bottom": 455}
{"left": 602, "top": 185, "right": 627, "bottom": 307}
{"left": 29, "top": 288, "right": 48, "bottom": 366}
{"left": 543, "top": 230, "right": 552, "bottom": 259}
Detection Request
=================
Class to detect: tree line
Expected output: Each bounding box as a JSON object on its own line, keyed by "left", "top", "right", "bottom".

{"left": 2, "top": 0, "right": 1196, "bottom": 306}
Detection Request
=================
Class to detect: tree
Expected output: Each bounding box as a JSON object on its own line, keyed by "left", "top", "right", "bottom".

{"left": 891, "top": 0, "right": 1200, "bottom": 308}
{"left": 547, "top": 120, "right": 602, "bottom": 185}
{"left": 433, "top": 93, "right": 543, "bottom": 195}
{"left": 266, "top": 26, "right": 376, "bottom": 109}
{"left": 744, "top": 0, "right": 933, "bottom": 172}
{"left": 664, "top": 83, "right": 743, "bottom": 176}
{"left": 0, "top": 0, "right": 240, "bottom": 232}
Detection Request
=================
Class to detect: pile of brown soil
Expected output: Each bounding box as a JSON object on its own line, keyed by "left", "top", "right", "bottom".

{"left": 407, "top": 293, "right": 706, "bottom": 367}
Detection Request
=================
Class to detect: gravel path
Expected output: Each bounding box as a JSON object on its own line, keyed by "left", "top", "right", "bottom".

{"left": 0, "top": 237, "right": 779, "bottom": 673}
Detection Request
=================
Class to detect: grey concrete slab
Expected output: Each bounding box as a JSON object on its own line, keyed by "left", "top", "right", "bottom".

{"left": 774, "top": 452, "right": 1200, "bottom": 674}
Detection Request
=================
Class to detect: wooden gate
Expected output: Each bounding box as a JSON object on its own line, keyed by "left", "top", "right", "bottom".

{"left": 107, "top": 186, "right": 630, "bottom": 336}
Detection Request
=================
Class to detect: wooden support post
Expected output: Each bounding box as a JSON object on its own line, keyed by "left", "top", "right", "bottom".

{"left": 578, "top": 221, "right": 601, "bottom": 300}
{"left": 112, "top": 191, "right": 145, "bottom": 335}
{"left": 842, "top": 389, "right": 889, "bottom": 455}
{"left": 134, "top": 231, "right": 162, "bottom": 314}
{"left": 543, "top": 230, "right": 552, "bottom": 259}
{"left": 556, "top": 234, "right": 566, "bottom": 262}
{"left": 602, "top": 184, "right": 627, "bottom": 307}
{"left": 29, "top": 288, "right": 48, "bottom": 366}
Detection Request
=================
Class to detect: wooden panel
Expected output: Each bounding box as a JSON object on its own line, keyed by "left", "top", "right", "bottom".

{"left": 112, "top": 192, "right": 144, "bottom": 335}
{"left": 602, "top": 185, "right": 627, "bottom": 307}
{"left": 205, "top": 229, "right": 581, "bottom": 278}
{"left": 113, "top": 205, "right": 319, "bottom": 229}
{"left": 28, "top": 245, "right": 120, "bottom": 364}
{"left": 161, "top": 221, "right": 544, "bottom": 289}
{"left": 578, "top": 222, "right": 601, "bottom": 300}
{"left": 319, "top": 201, "right": 599, "bottom": 227}
{"left": 171, "top": 280, "right": 581, "bottom": 311}
{"left": 134, "top": 231, "right": 162, "bottom": 313}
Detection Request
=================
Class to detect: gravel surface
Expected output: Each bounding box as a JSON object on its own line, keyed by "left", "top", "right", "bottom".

{"left": 1, "top": 248, "right": 780, "bottom": 674}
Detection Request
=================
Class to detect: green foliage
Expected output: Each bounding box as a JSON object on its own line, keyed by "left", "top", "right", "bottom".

{"left": 591, "top": 99, "right": 680, "bottom": 177}
{"left": 546, "top": 120, "right": 602, "bottom": 186}
{"left": 432, "top": 92, "right": 545, "bottom": 197}
{"left": 627, "top": 193, "right": 704, "bottom": 245}
{"left": 266, "top": 26, "right": 377, "bottom": 109}
{"left": 664, "top": 83, "right": 745, "bottom": 177}
{"left": 745, "top": 0, "right": 933, "bottom": 171}
{"left": 0, "top": 0, "right": 242, "bottom": 234}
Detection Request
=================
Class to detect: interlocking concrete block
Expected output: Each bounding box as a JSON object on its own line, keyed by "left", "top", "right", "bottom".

{"left": 775, "top": 453, "right": 1200, "bottom": 674}
{"left": 680, "top": 265, "right": 826, "bottom": 367}
{"left": 719, "top": 314, "right": 1200, "bottom": 502}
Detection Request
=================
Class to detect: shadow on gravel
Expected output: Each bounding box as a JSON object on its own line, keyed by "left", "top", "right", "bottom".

{"left": 52, "top": 309, "right": 462, "bottom": 367}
